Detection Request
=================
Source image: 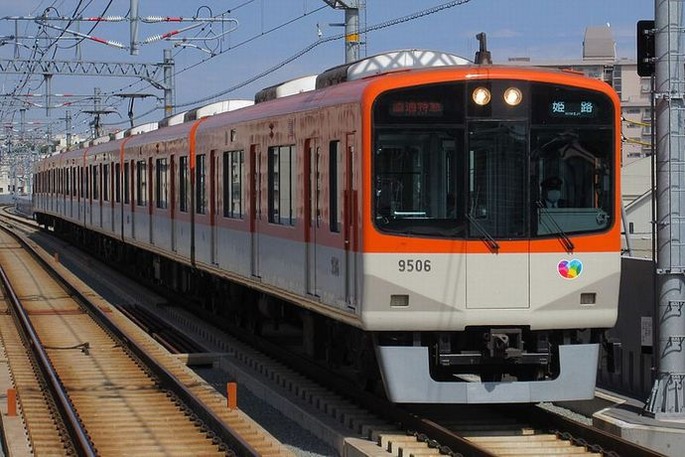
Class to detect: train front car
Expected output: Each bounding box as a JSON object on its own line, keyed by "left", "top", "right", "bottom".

{"left": 361, "top": 67, "right": 621, "bottom": 403}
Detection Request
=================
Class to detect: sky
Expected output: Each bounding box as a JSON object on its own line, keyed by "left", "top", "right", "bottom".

{"left": 0, "top": 0, "right": 654, "bottom": 142}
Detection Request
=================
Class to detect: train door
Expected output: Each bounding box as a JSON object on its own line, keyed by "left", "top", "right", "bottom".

{"left": 77, "top": 167, "right": 82, "bottom": 222}
{"left": 98, "top": 163, "right": 103, "bottom": 228}
{"left": 170, "top": 154, "right": 177, "bottom": 252}
{"left": 109, "top": 163, "right": 115, "bottom": 233}
{"left": 305, "top": 138, "right": 320, "bottom": 297}
{"left": 148, "top": 157, "right": 154, "bottom": 244}
{"left": 465, "top": 121, "right": 529, "bottom": 309}
{"left": 249, "top": 144, "right": 261, "bottom": 278}
{"left": 130, "top": 159, "right": 136, "bottom": 239}
{"left": 210, "top": 150, "right": 218, "bottom": 264}
{"left": 69, "top": 167, "right": 74, "bottom": 219}
{"left": 87, "top": 165, "right": 93, "bottom": 227}
{"left": 344, "top": 133, "right": 358, "bottom": 308}
{"left": 61, "top": 168, "right": 66, "bottom": 216}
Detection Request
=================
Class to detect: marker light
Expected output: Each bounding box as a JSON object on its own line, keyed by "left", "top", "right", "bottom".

{"left": 503, "top": 87, "right": 523, "bottom": 106}
{"left": 472, "top": 87, "right": 491, "bottom": 106}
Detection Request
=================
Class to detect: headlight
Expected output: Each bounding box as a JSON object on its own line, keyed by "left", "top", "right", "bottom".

{"left": 472, "top": 87, "right": 491, "bottom": 106}
{"left": 503, "top": 87, "right": 523, "bottom": 106}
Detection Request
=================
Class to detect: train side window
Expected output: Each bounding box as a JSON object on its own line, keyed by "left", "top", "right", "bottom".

{"left": 223, "top": 150, "right": 244, "bottom": 219}
{"left": 179, "top": 156, "right": 188, "bottom": 212}
{"left": 85, "top": 167, "right": 90, "bottom": 199}
{"left": 196, "top": 154, "right": 206, "bottom": 214}
{"left": 156, "top": 158, "right": 168, "bottom": 209}
{"left": 123, "top": 162, "right": 130, "bottom": 204}
{"left": 329, "top": 140, "right": 342, "bottom": 233}
{"left": 80, "top": 167, "right": 85, "bottom": 199}
{"left": 268, "top": 145, "right": 296, "bottom": 226}
{"left": 103, "top": 164, "right": 110, "bottom": 202}
{"left": 93, "top": 165, "right": 99, "bottom": 200}
{"left": 115, "top": 163, "right": 121, "bottom": 203}
{"left": 136, "top": 160, "right": 147, "bottom": 206}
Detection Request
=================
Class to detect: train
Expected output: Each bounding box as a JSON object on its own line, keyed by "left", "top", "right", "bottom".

{"left": 33, "top": 49, "right": 621, "bottom": 403}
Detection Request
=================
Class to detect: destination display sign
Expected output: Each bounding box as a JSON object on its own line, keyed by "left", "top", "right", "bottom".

{"left": 549, "top": 100, "right": 597, "bottom": 118}
{"left": 390, "top": 100, "right": 444, "bottom": 117}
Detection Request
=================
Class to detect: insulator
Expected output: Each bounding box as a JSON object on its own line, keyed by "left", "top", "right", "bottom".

{"left": 143, "top": 34, "right": 164, "bottom": 44}
{"left": 143, "top": 16, "right": 172, "bottom": 23}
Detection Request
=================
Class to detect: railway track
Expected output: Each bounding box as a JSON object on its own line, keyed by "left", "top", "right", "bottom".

{"left": 0, "top": 206, "right": 666, "bottom": 457}
{"left": 0, "top": 213, "right": 293, "bottom": 456}
{"left": 165, "top": 297, "right": 666, "bottom": 457}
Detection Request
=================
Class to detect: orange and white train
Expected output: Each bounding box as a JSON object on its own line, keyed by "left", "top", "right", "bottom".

{"left": 33, "top": 50, "right": 621, "bottom": 403}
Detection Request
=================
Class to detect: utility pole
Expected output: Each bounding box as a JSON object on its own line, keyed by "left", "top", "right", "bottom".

{"left": 44, "top": 73, "right": 52, "bottom": 117}
{"left": 65, "top": 110, "right": 72, "bottom": 149}
{"left": 19, "top": 108, "right": 25, "bottom": 142}
{"left": 163, "top": 49, "right": 175, "bottom": 117}
{"left": 323, "top": 0, "right": 362, "bottom": 63}
{"left": 130, "top": 0, "right": 140, "bottom": 56}
{"left": 644, "top": 0, "right": 685, "bottom": 419}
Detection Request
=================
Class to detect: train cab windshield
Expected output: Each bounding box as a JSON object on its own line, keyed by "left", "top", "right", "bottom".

{"left": 372, "top": 80, "right": 616, "bottom": 240}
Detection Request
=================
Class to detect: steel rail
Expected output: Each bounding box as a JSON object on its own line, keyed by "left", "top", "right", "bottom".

{"left": 0, "top": 216, "right": 261, "bottom": 457}
{"left": 0, "top": 265, "right": 97, "bottom": 457}
{"left": 525, "top": 405, "right": 664, "bottom": 457}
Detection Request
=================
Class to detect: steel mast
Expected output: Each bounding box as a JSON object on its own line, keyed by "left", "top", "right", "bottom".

{"left": 645, "top": 0, "right": 685, "bottom": 419}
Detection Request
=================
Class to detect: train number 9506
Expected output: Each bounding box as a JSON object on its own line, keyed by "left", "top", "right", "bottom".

{"left": 398, "top": 259, "right": 431, "bottom": 272}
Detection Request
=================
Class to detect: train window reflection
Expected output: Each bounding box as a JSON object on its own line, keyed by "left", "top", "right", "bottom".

{"left": 532, "top": 128, "right": 613, "bottom": 236}
{"left": 373, "top": 129, "right": 465, "bottom": 237}
{"left": 467, "top": 122, "right": 527, "bottom": 239}
{"left": 223, "top": 150, "right": 244, "bottom": 219}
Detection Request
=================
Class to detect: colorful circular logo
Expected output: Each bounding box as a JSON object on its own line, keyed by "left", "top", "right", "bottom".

{"left": 558, "top": 259, "right": 583, "bottom": 279}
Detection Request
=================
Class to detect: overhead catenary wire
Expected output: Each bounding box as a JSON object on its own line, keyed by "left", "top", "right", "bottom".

{"left": 174, "top": 0, "right": 472, "bottom": 108}
{"left": 4, "top": 0, "right": 473, "bottom": 136}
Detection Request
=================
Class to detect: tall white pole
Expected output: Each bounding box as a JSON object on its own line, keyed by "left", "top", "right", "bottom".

{"left": 644, "top": 0, "right": 685, "bottom": 419}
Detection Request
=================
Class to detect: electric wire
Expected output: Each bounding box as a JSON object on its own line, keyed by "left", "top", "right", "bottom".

{"left": 3, "top": 0, "right": 472, "bottom": 137}
{"left": 174, "top": 0, "right": 472, "bottom": 108}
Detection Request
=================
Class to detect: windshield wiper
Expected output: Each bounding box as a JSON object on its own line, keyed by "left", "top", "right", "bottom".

{"left": 536, "top": 201, "right": 575, "bottom": 252}
{"left": 466, "top": 213, "right": 500, "bottom": 252}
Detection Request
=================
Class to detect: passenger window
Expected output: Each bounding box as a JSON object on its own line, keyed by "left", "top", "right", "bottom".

{"left": 268, "top": 145, "right": 296, "bottom": 226}
{"left": 123, "top": 162, "right": 130, "bottom": 204}
{"left": 136, "top": 160, "right": 147, "bottom": 206}
{"left": 179, "top": 156, "right": 188, "bottom": 212}
{"left": 196, "top": 154, "right": 206, "bottom": 214}
{"left": 156, "top": 158, "right": 168, "bottom": 209}
{"left": 223, "top": 150, "right": 244, "bottom": 219}
{"left": 329, "top": 141, "right": 342, "bottom": 233}
{"left": 115, "top": 164, "right": 121, "bottom": 203}
{"left": 103, "top": 164, "right": 110, "bottom": 202}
